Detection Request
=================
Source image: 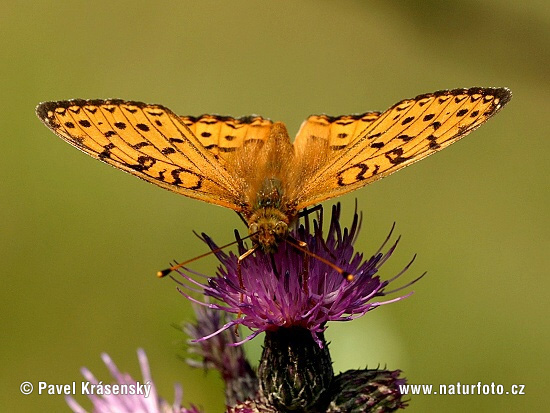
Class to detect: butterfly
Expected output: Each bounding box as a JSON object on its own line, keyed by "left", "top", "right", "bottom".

{"left": 36, "top": 87, "right": 511, "bottom": 261}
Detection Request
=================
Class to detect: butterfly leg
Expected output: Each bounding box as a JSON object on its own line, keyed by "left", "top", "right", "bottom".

{"left": 287, "top": 236, "right": 310, "bottom": 296}
{"left": 236, "top": 245, "right": 259, "bottom": 318}
{"left": 297, "top": 204, "right": 323, "bottom": 219}
{"left": 296, "top": 204, "right": 324, "bottom": 239}
{"left": 269, "top": 253, "right": 280, "bottom": 279}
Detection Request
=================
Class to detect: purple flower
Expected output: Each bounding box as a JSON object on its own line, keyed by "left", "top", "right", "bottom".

{"left": 174, "top": 203, "right": 422, "bottom": 347}
{"left": 66, "top": 348, "right": 200, "bottom": 413}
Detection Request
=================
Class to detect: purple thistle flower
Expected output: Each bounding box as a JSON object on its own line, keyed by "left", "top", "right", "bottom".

{"left": 66, "top": 349, "right": 200, "bottom": 413}
{"left": 173, "top": 203, "right": 422, "bottom": 348}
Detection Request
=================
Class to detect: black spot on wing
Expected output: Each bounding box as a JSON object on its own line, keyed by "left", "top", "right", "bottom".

{"left": 171, "top": 168, "right": 203, "bottom": 190}
{"left": 136, "top": 123, "right": 150, "bottom": 132}
{"left": 98, "top": 143, "right": 116, "bottom": 160}
{"left": 132, "top": 142, "right": 151, "bottom": 149}
{"left": 129, "top": 155, "right": 156, "bottom": 172}
{"left": 426, "top": 135, "right": 440, "bottom": 150}
{"left": 385, "top": 148, "right": 409, "bottom": 165}
{"left": 336, "top": 163, "right": 370, "bottom": 186}
{"left": 401, "top": 116, "right": 414, "bottom": 125}
{"left": 431, "top": 121, "right": 442, "bottom": 130}
{"left": 161, "top": 147, "right": 176, "bottom": 155}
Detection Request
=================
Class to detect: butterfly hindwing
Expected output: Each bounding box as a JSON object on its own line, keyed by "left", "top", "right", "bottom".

{"left": 36, "top": 100, "right": 245, "bottom": 211}
{"left": 294, "top": 112, "right": 382, "bottom": 151}
{"left": 293, "top": 87, "right": 512, "bottom": 210}
{"left": 179, "top": 114, "right": 273, "bottom": 163}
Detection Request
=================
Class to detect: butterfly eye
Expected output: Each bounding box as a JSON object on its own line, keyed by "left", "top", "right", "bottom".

{"left": 274, "top": 221, "right": 288, "bottom": 239}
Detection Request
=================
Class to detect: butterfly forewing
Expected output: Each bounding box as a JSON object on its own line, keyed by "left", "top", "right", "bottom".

{"left": 293, "top": 87, "right": 511, "bottom": 210}
{"left": 36, "top": 100, "right": 244, "bottom": 210}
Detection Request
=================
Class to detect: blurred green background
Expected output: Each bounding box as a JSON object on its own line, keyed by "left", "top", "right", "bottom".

{"left": 1, "top": 1, "right": 548, "bottom": 411}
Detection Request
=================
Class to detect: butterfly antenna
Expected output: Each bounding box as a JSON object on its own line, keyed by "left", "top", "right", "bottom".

{"left": 235, "top": 211, "right": 248, "bottom": 226}
{"left": 157, "top": 234, "right": 253, "bottom": 278}
{"left": 297, "top": 204, "right": 323, "bottom": 219}
{"left": 284, "top": 238, "right": 355, "bottom": 281}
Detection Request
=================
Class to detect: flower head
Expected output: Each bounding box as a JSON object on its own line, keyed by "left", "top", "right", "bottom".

{"left": 327, "top": 368, "right": 408, "bottom": 412}
{"left": 66, "top": 348, "right": 200, "bottom": 413}
{"left": 174, "top": 203, "right": 421, "bottom": 347}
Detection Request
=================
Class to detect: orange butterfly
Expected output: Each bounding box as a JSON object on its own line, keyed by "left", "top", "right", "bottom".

{"left": 36, "top": 87, "right": 511, "bottom": 260}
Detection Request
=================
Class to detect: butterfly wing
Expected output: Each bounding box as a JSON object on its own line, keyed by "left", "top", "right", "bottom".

{"left": 36, "top": 100, "right": 246, "bottom": 211}
{"left": 294, "top": 112, "right": 382, "bottom": 151}
{"left": 179, "top": 114, "right": 273, "bottom": 162}
{"left": 292, "top": 87, "right": 512, "bottom": 210}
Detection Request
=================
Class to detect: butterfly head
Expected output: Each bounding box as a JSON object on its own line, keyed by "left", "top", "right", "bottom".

{"left": 248, "top": 208, "right": 290, "bottom": 253}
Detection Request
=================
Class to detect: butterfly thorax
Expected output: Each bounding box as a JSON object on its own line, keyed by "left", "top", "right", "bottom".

{"left": 247, "top": 175, "right": 294, "bottom": 252}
